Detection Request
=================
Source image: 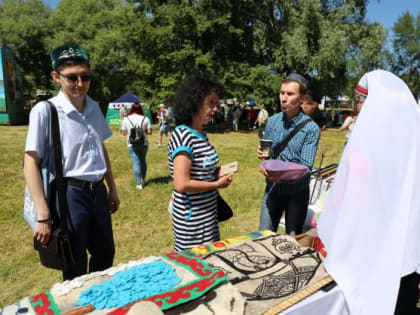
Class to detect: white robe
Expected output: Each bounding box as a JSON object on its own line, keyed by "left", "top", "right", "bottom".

{"left": 318, "top": 70, "right": 420, "bottom": 315}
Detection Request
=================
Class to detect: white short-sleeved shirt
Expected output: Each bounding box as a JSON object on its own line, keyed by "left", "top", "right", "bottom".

{"left": 25, "top": 90, "right": 112, "bottom": 181}
{"left": 120, "top": 114, "right": 152, "bottom": 146}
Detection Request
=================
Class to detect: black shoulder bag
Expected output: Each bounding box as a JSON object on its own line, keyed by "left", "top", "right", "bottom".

{"left": 33, "top": 101, "right": 75, "bottom": 270}
{"left": 271, "top": 119, "right": 312, "bottom": 159}
{"left": 217, "top": 193, "right": 233, "bottom": 222}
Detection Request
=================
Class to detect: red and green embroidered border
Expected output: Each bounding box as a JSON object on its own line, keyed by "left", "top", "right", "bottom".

{"left": 107, "top": 252, "right": 227, "bottom": 314}
{"left": 30, "top": 291, "right": 60, "bottom": 315}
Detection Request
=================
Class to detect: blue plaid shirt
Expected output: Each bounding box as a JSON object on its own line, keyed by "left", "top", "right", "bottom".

{"left": 264, "top": 110, "right": 320, "bottom": 193}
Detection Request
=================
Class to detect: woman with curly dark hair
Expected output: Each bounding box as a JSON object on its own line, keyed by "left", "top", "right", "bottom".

{"left": 168, "top": 76, "right": 234, "bottom": 251}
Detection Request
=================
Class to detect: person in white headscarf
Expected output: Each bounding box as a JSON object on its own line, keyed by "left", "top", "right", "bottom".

{"left": 317, "top": 70, "right": 420, "bottom": 315}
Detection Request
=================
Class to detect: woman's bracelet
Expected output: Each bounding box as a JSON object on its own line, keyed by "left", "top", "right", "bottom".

{"left": 37, "top": 218, "right": 51, "bottom": 223}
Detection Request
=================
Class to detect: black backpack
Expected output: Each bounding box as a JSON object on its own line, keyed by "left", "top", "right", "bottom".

{"left": 127, "top": 116, "right": 145, "bottom": 145}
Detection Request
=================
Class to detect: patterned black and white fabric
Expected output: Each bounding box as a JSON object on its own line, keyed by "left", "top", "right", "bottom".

{"left": 203, "top": 234, "right": 329, "bottom": 315}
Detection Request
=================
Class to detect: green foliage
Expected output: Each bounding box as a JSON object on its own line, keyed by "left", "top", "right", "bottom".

{"left": 0, "top": 0, "right": 52, "bottom": 95}
{"left": 48, "top": 0, "right": 127, "bottom": 104}
{"left": 390, "top": 12, "right": 420, "bottom": 96}
{"left": 345, "top": 21, "right": 387, "bottom": 98}
{"left": 0, "top": 0, "right": 387, "bottom": 108}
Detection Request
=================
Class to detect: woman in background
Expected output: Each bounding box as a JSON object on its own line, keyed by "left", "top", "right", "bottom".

{"left": 325, "top": 89, "right": 366, "bottom": 144}
{"left": 120, "top": 103, "right": 152, "bottom": 191}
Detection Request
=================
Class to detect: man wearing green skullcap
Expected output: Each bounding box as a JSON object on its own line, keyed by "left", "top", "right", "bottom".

{"left": 24, "top": 44, "right": 120, "bottom": 280}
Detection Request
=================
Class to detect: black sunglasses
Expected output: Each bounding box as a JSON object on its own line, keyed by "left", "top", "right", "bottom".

{"left": 57, "top": 71, "right": 92, "bottom": 83}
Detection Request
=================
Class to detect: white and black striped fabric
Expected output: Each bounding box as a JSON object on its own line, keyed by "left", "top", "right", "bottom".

{"left": 168, "top": 125, "right": 220, "bottom": 251}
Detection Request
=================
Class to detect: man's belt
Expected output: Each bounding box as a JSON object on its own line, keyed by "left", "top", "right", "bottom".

{"left": 66, "top": 177, "right": 104, "bottom": 190}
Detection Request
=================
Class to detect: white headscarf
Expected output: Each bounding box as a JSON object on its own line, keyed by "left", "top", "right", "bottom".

{"left": 318, "top": 70, "right": 420, "bottom": 315}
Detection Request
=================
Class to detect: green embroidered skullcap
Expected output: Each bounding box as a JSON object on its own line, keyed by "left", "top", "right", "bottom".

{"left": 285, "top": 73, "right": 308, "bottom": 88}
{"left": 50, "top": 44, "right": 89, "bottom": 69}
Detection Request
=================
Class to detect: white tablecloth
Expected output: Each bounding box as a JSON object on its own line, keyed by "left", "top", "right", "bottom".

{"left": 280, "top": 285, "right": 350, "bottom": 315}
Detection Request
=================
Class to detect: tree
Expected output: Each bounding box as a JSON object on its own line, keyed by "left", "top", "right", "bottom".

{"left": 0, "top": 0, "right": 388, "bottom": 109}
{"left": 48, "top": 0, "right": 128, "bottom": 106}
{"left": 0, "top": 0, "right": 52, "bottom": 95}
{"left": 269, "top": 0, "right": 385, "bottom": 99}
{"left": 390, "top": 11, "right": 420, "bottom": 97}
{"left": 345, "top": 21, "right": 387, "bottom": 98}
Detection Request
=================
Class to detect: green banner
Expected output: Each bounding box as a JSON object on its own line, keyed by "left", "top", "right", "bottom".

{"left": 106, "top": 108, "right": 121, "bottom": 125}
{"left": 0, "top": 46, "right": 26, "bottom": 125}
{"left": 0, "top": 48, "right": 5, "bottom": 113}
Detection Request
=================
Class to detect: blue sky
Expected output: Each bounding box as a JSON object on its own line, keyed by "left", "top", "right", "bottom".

{"left": 43, "top": 0, "right": 58, "bottom": 9}
{"left": 366, "top": 0, "right": 420, "bottom": 30}
{"left": 44, "top": 0, "right": 420, "bottom": 30}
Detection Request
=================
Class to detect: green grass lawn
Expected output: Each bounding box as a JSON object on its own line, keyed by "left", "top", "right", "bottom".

{"left": 0, "top": 123, "right": 345, "bottom": 306}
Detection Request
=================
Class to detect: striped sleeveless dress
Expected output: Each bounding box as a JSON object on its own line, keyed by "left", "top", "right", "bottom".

{"left": 168, "top": 125, "right": 220, "bottom": 251}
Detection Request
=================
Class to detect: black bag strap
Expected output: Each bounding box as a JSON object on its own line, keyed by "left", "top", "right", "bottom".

{"left": 138, "top": 116, "right": 145, "bottom": 130}
{"left": 127, "top": 116, "right": 135, "bottom": 128}
{"left": 271, "top": 118, "right": 312, "bottom": 159}
{"left": 127, "top": 116, "right": 145, "bottom": 129}
{"left": 46, "top": 101, "right": 70, "bottom": 235}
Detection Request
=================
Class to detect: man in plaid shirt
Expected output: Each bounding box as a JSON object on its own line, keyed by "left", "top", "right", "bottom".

{"left": 257, "top": 73, "right": 320, "bottom": 235}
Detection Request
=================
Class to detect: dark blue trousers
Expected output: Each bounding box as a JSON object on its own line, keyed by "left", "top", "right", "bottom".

{"left": 61, "top": 183, "right": 115, "bottom": 280}
{"left": 259, "top": 185, "right": 309, "bottom": 235}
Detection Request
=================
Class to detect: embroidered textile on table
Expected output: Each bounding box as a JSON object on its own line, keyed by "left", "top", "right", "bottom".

{"left": 1, "top": 254, "right": 226, "bottom": 315}
{"left": 76, "top": 260, "right": 182, "bottom": 309}
{"left": 107, "top": 252, "right": 227, "bottom": 314}
{"left": 165, "top": 281, "right": 246, "bottom": 315}
{"left": 51, "top": 257, "right": 161, "bottom": 313}
{"left": 203, "top": 234, "right": 331, "bottom": 315}
{"left": 30, "top": 291, "right": 60, "bottom": 315}
{"left": 0, "top": 297, "right": 36, "bottom": 315}
{"left": 181, "top": 230, "right": 276, "bottom": 258}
